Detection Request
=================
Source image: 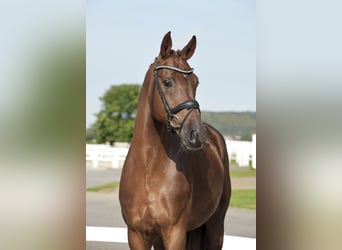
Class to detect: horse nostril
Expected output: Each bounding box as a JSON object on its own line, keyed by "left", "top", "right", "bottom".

{"left": 189, "top": 129, "right": 197, "bottom": 145}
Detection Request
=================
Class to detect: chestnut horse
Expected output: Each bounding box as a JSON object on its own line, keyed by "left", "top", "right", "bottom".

{"left": 119, "top": 32, "right": 231, "bottom": 250}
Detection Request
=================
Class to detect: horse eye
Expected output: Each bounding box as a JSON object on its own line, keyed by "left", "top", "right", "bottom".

{"left": 163, "top": 78, "right": 172, "bottom": 88}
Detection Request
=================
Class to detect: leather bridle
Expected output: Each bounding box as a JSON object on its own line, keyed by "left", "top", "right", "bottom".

{"left": 152, "top": 65, "right": 200, "bottom": 132}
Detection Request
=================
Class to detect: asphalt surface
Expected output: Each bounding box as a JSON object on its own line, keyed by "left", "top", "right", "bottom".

{"left": 86, "top": 168, "right": 256, "bottom": 249}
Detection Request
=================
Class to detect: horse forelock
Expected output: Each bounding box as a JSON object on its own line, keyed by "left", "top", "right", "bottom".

{"left": 155, "top": 48, "right": 186, "bottom": 62}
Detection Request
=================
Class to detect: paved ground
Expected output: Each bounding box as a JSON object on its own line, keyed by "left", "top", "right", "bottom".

{"left": 86, "top": 168, "right": 256, "bottom": 249}
{"left": 86, "top": 168, "right": 122, "bottom": 188}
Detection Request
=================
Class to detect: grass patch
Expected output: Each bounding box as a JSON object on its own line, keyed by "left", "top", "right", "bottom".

{"left": 230, "top": 167, "right": 256, "bottom": 178}
{"left": 86, "top": 182, "right": 119, "bottom": 192}
{"left": 230, "top": 189, "right": 256, "bottom": 209}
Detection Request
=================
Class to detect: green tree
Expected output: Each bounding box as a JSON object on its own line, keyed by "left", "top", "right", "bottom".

{"left": 95, "top": 84, "right": 140, "bottom": 144}
{"left": 86, "top": 123, "right": 98, "bottom": 143}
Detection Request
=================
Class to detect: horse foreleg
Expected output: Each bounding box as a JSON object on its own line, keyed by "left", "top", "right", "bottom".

{"left": 161, "top": 226, "right": 187, "bottom": 250}
{"left": 186, "top": 225, "right": 208, "bottom": 250}
{"left": 204, "top": 193, "right": 230, "bottom": 249}
{"left": 152, "top": 236, "right": 165, "bottom": 250}
{"left": 204, "top": 220, "right": 225, "bottom": 250}
{"left": 127, "top": 228, "right": 152, "bottom": 250}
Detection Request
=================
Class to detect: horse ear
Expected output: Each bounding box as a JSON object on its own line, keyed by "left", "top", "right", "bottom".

{"left": 181, "top": 35, "right": 196, "bottom": 60}
{"left": 160, "top": 31, "right": 172, "bottom": 58}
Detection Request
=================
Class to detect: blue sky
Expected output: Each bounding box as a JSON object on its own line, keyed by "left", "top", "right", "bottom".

{"left": 87, "top": 0, "right": 255, "bottom": 127}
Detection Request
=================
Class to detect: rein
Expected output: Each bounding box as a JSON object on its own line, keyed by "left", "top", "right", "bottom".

{"left": 153, "top": 65, "right": 200, "bottom": 132}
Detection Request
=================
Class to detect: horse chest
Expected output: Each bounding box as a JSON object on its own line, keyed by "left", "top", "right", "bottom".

{"left": 121, "top": 175, "right": 189, "bottom": 232}
{"left": 143, "top": 160, "right": 223, "bottom": 229}
{"left": 145, "top": 167, "right": 191, "bottom": 212}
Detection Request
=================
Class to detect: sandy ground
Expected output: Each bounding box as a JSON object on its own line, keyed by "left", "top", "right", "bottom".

{"left": 231, "top": 177, "right": 256, "bottom": 189}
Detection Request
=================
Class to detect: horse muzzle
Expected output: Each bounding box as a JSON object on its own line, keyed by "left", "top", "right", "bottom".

{"left": 179, "top": 114, "right": 206, "bottom": 150}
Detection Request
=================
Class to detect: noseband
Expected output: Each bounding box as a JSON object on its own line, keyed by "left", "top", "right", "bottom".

{"left": 153, "top": 65, "right": 200, "bottom": 132}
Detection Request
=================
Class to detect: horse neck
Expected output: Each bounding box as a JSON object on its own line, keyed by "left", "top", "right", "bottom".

{"left": 131, "top": 68, "right": 167, "bottom": 148}
{"left": 130, "top": 67, "right": 184, "bottom": 172}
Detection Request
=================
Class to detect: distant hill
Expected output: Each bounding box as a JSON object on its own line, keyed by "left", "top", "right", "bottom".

{"left": 201, "top": 111, "right": 256, "bottom": 140}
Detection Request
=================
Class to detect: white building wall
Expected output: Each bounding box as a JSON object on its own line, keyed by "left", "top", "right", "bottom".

{"left": 252, "top": 134, "right": 256, "bottom": 169}
{"left": 225, "top": 139, "right": 252, "bottom": 167}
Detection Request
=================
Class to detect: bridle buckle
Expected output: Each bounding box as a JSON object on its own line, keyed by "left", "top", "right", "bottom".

{"left": 169, "top": 114, "right": 181, "bottom": 131}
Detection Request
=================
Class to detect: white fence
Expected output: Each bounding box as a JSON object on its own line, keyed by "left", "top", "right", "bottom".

{"left": 86, "top": 143, "right": 130, "bottom": 169}
{"left": 86, "top": 134, "right": 256, "bottom": 169}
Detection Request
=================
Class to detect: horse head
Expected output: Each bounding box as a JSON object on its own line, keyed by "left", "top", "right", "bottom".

{"left": 150, "top": 31, "right": 206, "bottom": 150}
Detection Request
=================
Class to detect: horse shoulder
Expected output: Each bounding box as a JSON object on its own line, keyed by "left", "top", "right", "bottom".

{"left": 203, "top": 122, "right": 229, "bottom": 163}
{"left": 203, "top": 122, "right": 231, "bottom": 204}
